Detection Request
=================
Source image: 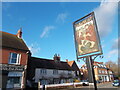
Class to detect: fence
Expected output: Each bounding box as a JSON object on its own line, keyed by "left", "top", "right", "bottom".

{"left": 38, "top": 82, "right": 85, "bottom": 90}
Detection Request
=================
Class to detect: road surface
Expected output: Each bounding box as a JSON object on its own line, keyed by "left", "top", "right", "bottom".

{"left": 54, "top": 82, "right": 120, "bottom": 90}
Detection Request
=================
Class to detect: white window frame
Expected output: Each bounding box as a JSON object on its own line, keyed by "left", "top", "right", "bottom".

{"left": 77, "top": 71, "right": 79, "bottom": 75}
{"left": 40, "top": 69, "right": 47, "bottom": 74}
{"left": 109, "top": 71, "right": 112, "bottom": 74}
{"left": 8, "top": 52, "right": 21, "bottom": 65}
{"left": 99, "top": 70, "right": 101, "bottom": 73}
{"left": 68, "top": 71, "right": 72, "bottom": 75}
{"left": 53, "top": 70, "right": 58, "bottom": 75}
{"left": 102, "top": 70, "right": 104, "bottom": 73}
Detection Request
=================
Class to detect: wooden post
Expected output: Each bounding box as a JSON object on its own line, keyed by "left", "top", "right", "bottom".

{"left": 38, "top": 81, "right": 40, "bottom": 90}
{"left": 86, "top": 56, "right": 97, "bottom": 90}
{"left": 43, "top": 85, "right": 45, "bottom": 90}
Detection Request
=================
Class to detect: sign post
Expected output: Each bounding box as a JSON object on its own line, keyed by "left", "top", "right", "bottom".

{"left": 86, "top": 56, "right": 93, "bottom": 83}
{"left": 86, "top": 56, "right": 97, "bottom": 90}
{"left": 73, "top": 12, "right": 102, "bottom": 90}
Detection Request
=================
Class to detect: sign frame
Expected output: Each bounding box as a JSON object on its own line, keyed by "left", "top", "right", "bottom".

{"left": 0, "top": 64, "right": 24, "bottom": 71}
{"left": 73, "top": 12, "right": 102, "bottom": 59}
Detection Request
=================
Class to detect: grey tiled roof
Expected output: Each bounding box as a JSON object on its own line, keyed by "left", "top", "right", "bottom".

{"left": 0, "top": 31, "right": 29, "bottom": 51}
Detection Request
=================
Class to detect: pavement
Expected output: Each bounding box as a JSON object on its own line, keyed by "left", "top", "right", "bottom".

{"left": 97, "top": 82, "right": 118, "bottom": 88}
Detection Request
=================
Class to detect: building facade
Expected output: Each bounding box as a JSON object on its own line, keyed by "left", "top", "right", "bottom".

{"left": 80, "top": 61, "right": 114, "bottom": 82}
{"left": 0, "top": 30, "right": 30, "bottom": 89}
{"left": 26, "top": 54, "right": 80, "bottom": 86}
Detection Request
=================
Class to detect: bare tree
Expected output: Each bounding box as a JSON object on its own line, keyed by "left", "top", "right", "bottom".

{"left": 105, "top": 60, "right": 119, "bottom": 77}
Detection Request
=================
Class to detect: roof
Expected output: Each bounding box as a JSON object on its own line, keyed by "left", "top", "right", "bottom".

{"left": 81, "top": 64, "right": 86, "bottom": 68}
{"left": 67, "top": 61, "right": 74, "bottom": 66}
{"left": 28, "top": 57, "right": 74, "bottom": 71}
{"left": 94, "top": 61, "right": 103, "bottom": 64}
{"left": 0, "top": 31, "right": 29, "bottom": 51}
{"left": 26, "top": 57, "right": 80, "bottom": 80}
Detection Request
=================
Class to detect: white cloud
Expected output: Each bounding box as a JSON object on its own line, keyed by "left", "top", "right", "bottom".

{"left": 56, "top": 13, "right": 68, "bottom": 23}
{"left": 101, "top": 40, "right": 105, "bottom": 48}
{"left": 108, "top": 49, "right": 118, "bottom": 58}
{"left": 28, "top": 42, "right": 40, "bottom": 55}
{"left": 102, "top": 44, "right": 105, "bottom": 48}
{"left": 107, "top": 37, "right": 119, "bottom": 58}
{"left": 112, "top": 37, "right": 120, "bottom": 49}
{"left": 40, "top": 26, "right": 55, "bottom": 38}
{"left": 94, "top": 0, "right": 118, "bottom": 37}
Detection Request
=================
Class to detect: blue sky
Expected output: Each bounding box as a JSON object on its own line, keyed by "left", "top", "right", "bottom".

{"left": 2, "top": 1, "right": 118, "bottom": 67}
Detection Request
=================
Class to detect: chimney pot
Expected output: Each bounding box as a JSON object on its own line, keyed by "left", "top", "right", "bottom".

{"left": 17, "top": 28, "right": 22, "bottom": 38}
{"left": 66, "top": 59, "right": 68, "bottom": 62}
{"left": 53, "top": 54, "right": 60, "bottom": 61}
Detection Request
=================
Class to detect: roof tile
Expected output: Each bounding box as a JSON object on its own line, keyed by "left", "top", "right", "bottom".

{"left": 0, "top": 31, "right": 29, "bottom": 51}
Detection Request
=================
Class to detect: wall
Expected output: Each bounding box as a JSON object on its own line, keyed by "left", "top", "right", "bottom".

{"left": 0, "top": 48, "right": 28, "bottom": 65}
{"left": 35, "top": 68, "right": 75, "bottom": 82}
{"left": 94, "top": 67, "right": 110, "bottom": 82}
{"left": 0, "top": 48, "right": 29, "bottom": 89}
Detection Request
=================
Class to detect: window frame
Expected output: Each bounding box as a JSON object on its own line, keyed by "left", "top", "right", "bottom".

{"left": 8, "top": 52, "right": 21, "bottom": 65}
{"left": 40, "top": 69, "right": 47, "bottom": 74}
{"left": 98, "top": 70, "right": 101, "bottom": 73}
{"left": 53, "top": 70, "right": 58, "bottom": 75}
{"left": 68, "top": 71, "right": 72, "bottom": 75}
{"left": 102, "top": 70, "right": 104, "bottom": 73}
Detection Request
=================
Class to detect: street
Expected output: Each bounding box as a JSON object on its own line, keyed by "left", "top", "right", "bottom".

{"left": 97, "top": 82, "right": 118, "bottom": 88}
{"left": 76, "top": 82, "right": 119, "bottom": 90}
{"left": 50, "top": 82, "right": 120, "bottom": 90}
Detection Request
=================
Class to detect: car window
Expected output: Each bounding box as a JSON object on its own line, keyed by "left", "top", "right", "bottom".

{"left": 113, "top": 80, "right": 119, "bottom": 83}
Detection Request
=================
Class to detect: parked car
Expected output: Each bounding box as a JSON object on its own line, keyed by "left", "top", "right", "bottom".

{"left": 96, "top": 80, "right": 101, "bottom": 83}
{"left": 80, "top": 80, "right": 89, "bottom": 86}
{"left": 112, "top": 79, "right": 120, "bottom": 87}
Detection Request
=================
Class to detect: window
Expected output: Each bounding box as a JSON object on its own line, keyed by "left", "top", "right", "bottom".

{"left": 7, "top": 77, "right": 21, "bottom": 88}
{"left": 102, "top": 70, "right": 104, "bottom": 73}
{"left": 99, "top": 70, "right": 101, "bottom": 73}
{"left": 105, "top": 71, "right": 107, "bottom": 74}
{"left": 8, "top": 77, "right": 20, "bottom": 84}
{"left": 104, "top": 65, "right": 106, "bottom": 68}
{"left": 53, "top": 70, "right": 58, "bottom": 75}
{"left": 109, "top": 71, "right": 112, "bottom": 74}
{"left": 40, "top": 80, "right": 48, "bottom": 85}
{"left": 68, "top": 71, "right": 72, "bottom": 75}
{"left": 9, "top": 53, "right": 20, "bottom": 64}
{"left": 40, "top": 69, "right": 47, "bottom": 74}
{"left": 94, "top": 66, "right": 98, "bottom": 68}
{"left": 77, "top": 71, "right": 79, "bottom": 75}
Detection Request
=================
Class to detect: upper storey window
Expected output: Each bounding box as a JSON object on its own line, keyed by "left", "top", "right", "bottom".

{"left": 8, "top": 53, "right": 21, "bottom": 64}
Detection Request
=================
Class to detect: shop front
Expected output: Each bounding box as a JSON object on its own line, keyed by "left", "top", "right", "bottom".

{"left": 6, "top": 71, "right": 23, "bottom": 88}
{"left": 0, "top": 64, "right": 25, "bottom": 89}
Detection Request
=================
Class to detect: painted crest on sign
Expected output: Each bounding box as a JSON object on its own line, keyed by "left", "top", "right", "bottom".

{"left": 73, "top": 12, "right": 102, "bottom": 58}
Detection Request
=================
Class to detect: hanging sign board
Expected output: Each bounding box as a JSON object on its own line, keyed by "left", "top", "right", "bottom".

{"left": 73, "top": 12, "right": 102, "bottom": 59}
{"left": 0, "top": 64, "right": 24, "bottom": 71}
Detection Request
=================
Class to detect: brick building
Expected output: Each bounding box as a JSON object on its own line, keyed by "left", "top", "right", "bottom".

{"left": 0, "top": 29, "right": 30, "bottom": 89}
{"left": 80, "top": 61, "right": 114, "bottom": 82}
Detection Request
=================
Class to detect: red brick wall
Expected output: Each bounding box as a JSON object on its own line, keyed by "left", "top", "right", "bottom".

{"left": 0, "top": 48, "right": 28, "bottom": 65}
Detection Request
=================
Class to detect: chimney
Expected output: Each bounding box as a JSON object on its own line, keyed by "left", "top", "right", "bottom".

{"left": 66, "top": 59, "right": 68, "bottom": 62}
{"left": 53, "top": 54, "right": 60, "bottom": 61}
{"left": 17, "top": 28, "right": 22, "bottom": 38}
